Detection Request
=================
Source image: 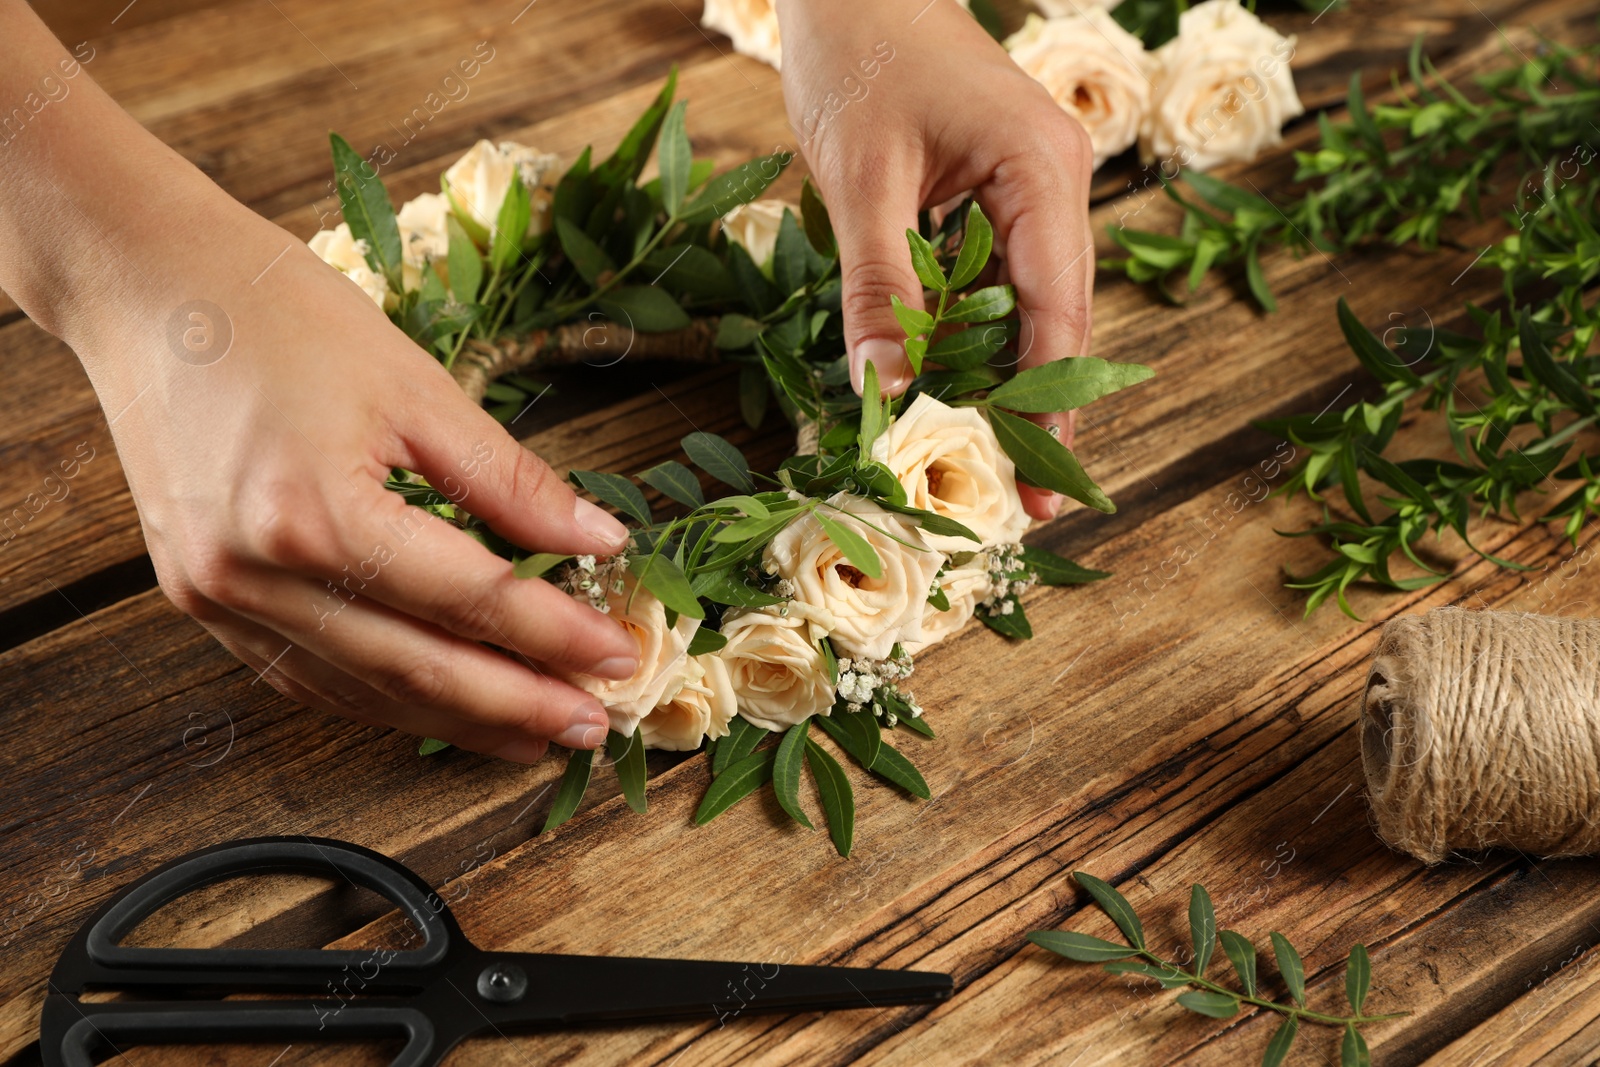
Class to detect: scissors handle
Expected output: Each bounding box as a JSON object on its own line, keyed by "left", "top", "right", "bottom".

{"left": 50, "top": 836, "right": 456, "bottom": 993}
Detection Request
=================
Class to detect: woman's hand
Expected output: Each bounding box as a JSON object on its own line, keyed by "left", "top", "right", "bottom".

{"left": 776, "top": 0, "right": 1095, "bottom": 520}
{"left": 0, "top": 1, "right": 636, "bottom": 761}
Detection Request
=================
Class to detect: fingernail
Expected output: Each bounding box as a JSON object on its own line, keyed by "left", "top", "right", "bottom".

{"left": 491, "top": 737, "right": 549, "bottom": 764}
{"left": 1041, "top": 491, "right": 1063, "bottom": 517}
{"left": 593, "top": 654, "right": 639, "bottom": 680}
{"left": 554, "top": 704, "right": 611, "bottom": 749}
{"left": 573, "top": 497, "right": 628, "bottom": 550}
{"left": 850, "top": 338, "right": 912, "bottom": 394}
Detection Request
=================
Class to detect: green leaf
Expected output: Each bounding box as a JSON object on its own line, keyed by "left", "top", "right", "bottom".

{"left": 713, "top": 716, "right": 767, "bottom": 774}
{"left": 446, "top": 215, "right": 483, "bottom": 302}
{"left": 1019, "top": 545, "right": 1109, "bottom": 585}
{"left": 772, "top": 720, "right": 813, "bottom": 828}
{"left": 596, "top": 67, "right": 676, "bottom": 186}
{"left": 693, "top": 748, "right": 774, "bottom": 824}
{"left": 638, "top": 460, "right": 705, "bottom": 509}
{"left": 329, "top": 133, "right": 402, "bottom": 290}
{"left": 418, "top": 737, "right": 451, "bottom": 756}
{"left": 1341, "top": 1024, "right": 1370, "bottom": 1067}
{"left": 657, "top": 100, "right": 692, "bottom": 216}
{"left": 1519, "top": 310, "right": 1593, "bottom": 412}
{"left": 943, "top": 285, "right": 1015, "bottom": 323}
{"left": 556, "top": 216, "right": 615, "bottom": 285}
{"left": 800, "top": 177, "right": 836, "bottom": 258}
{"left": 1026, "top": 930, "right": 1136, "bottom": 962}
{"left": 645, "top": 244, "right": 739, "bottom": 300}
{"left": 816, "top": 711, "right": 881, "bottom": 774}
{"left": 541, "top": 747, "right": 595, "bottom": 833}
{"left": 1176, "top": 990, "right": 1239, "bottom": 1019}
{"left": 988, "top": 408, "right": 1114, "bottom": 513}
{"left": 1072, "top": 872, "right": 1144, "bottom": 949}
{"left": 1270, "top": 932, "right": 1307, "bottom": 1007}
{"left": 858, "top": 360, "right": 886, "bottom": 458}
{"left": 773, "top": 209, "right": 811, "bottom": 294}
{"left": 816, "top": 510, "right": 884, "bottom": 580}
{"left": 891, "top": 294, "right": 935, "bottom": 337}
{"left": 1244, "top": 240, "right": 1277, "bottom": 312}
{"left": 596, "top": 285, "right": 692, "bottom": 332}
{"left": 906, "top": 229, "right": 946, "bottom": 292}
{"left": 634, "top": 551, "right": 705, "bottom": 620}
{"left": 686, "top": 626, "right": 727, "bottom": 656}
{"left": 986, "top": 358, "right": 1156, "bottom": 413}
{"left": 716, "top": 313, "right": 765, "bottom": 350}
{"left": 863, "top": 740, "right": 930, "bottom": 798}
{"left": 683, "top": 431, "right": 755, "bottom": 493}
{"left": 1262, "top": 1015, "right": 1299, "bottom": 1067}
{"left": 1338, "top": 296, "right": 1422, "bottom": 387}
{"left": 513, "top": 552, "right": 571, "bottom": 579}
{"left": 490, "top": 173, "right": 532, "bottom": 273}
{"left": 949, "top": 202, "right": 994, "bottom": 290}
{"left": 607, "top": 729, "right": 648, "bottom": 813}
{"left": 927, "top": 323, "right": 1012, "bottom": 371}
{"left": 681, "top": 152, "right": 791, "bottom": 223}
{"left": 979, "top": 603, "right": 1033, "bottom": 639}
{"left": 1346, "top": 943, "right": 1371, "bottom": 1014}
{"left": 805, "top": 737, "right": 855, "bottom": 857}
{"left": 1219, "top": 930, "right": 1258, "bottom": 996}
{"left": 1189, "top": 885, "right": 1216, "bottom": 978}
{"left": 568, "top": 469, "right": 651, "bottom": 526}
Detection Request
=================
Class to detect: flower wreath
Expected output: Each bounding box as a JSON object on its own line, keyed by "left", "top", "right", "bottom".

{"left": 312, "top": 71, "right": 1153, "bottom": 854}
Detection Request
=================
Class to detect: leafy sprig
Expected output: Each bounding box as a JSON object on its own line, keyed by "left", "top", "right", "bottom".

{"left": 1261, "top": 168, "right": 1600, "bottom": 616}
{"left": 1030, "top": 872, "right": 1405, "bottom": 1065}
{"left": 1105, "top": 39, "right": 1600, "bottom": 310}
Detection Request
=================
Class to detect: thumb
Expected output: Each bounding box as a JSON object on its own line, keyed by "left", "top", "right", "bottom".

{"left": 831, "top": 177, "right": 923, "bottom": 398}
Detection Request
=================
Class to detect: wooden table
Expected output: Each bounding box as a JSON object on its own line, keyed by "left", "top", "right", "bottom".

{"left": 4, "top": 0, "right": 1598, "bottom": 1063}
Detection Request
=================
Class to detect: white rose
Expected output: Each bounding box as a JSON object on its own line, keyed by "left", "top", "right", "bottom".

{"left": 1141, "top": 0, "right": 1303, "bottom": 172}
{"left": 902, "top": 555, "right": 992, "bottom": 655}
{"left": 565, "top": 573, "right": 700, "bottom": 737}
{"left": 869, "top": 393, "right": 1029, "bottom": 554}
{"left": 639, "top": 653, "right": 737, "bottom": 751}
{"left": 442, "top": 139, "right": 562, "bottom": 247}
{"left": 700, "top": 0, "right": 783, "bottom": 69}
{"left": 307, "top": 223, "right": 392, "bottom": 309}
{"left": 1005, "top": 11, "right": 1154, "bottom": 170}
{"left": 396, "top": 192, "right": 450, "bottom": 292}
{"left": 766, "top": 493, "right": 944, "bottom": 661}
{"left": 719, "top": 199, "right": 794, "bottom": 274}
{"left": 717, "top": 608, "right": 836, "bottom": 732}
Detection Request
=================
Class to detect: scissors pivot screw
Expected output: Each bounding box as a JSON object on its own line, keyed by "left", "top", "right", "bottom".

{"left": 476, "top": 962, "right": 529, "bottom": 1004}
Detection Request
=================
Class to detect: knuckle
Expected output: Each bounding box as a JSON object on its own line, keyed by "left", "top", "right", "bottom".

{"left": 374, "top": 653, "right": 453, "bottom": 708}
{"left": 172, "top": 549, "right": 246, "bottom": 617}
{"left": 247, "top": 483, "right": 340, "bottom": 572}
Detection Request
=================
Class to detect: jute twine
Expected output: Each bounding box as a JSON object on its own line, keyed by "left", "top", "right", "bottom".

{"left": 1361, "top": 607, "right": 1600, "bottom": 863}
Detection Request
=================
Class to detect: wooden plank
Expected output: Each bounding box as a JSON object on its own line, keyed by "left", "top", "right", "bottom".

{"left": 1431, "top": 944, "right": 1600, "bottom": 1065}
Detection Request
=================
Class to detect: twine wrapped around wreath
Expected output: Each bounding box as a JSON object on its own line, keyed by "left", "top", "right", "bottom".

{"left": 1361, "top": 607, "right": 1600, "bottom": 863}
{"left": 451, "top": 314, "right": 823, "bottom": 452}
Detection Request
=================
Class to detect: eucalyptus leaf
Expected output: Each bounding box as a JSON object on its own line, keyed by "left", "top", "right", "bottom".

{"left": 693, "top": 748, "right": 774, "bottom": 824}
{"left": 986, "top": 358, "right": 1156, "bottom": 413}
{"left": 1176, "top": 990, "right": 1239, "bottom": 1019}
{"left": 906, "top": 229, "right": 946, "bottom": 292}
{"left": 657, "top": 100, "right": 692, "bottom": 216}
{"left": 329, "top": 133, "right": 402, "bottom": 290}
{"left": 1270, "top": 932, "right": 1307, "bottom": 1007}
{"left": 683, "top": 431, "right": 756, "bottom": 493}
{"left": 607, "top": 729, "right": 648, "bottom": 813}
{"left": 1262, "top": 1015, "right": 1299, "bottom": 1067}
{"left": 713, "top": 716, "right": 768, "bottom": 774}
{"left": 816, "top": 510, "right": 884, "bottom": 580}
{"left": 948, "top": 202, "right": 993, "bottom": 290}
{"left": 805, "top": 737, "right": 854, "bottom": 857}
{"left": 446, "top": 215, "right": 483, "bottom": 302}
{"left": 1219, "top": 930, "right": 1258, "bottom": 996}
{"left": 541, "top": 747, "right": 595, "bottom": 834}
{"left": 596, "top": 285, "right": 692, "bottom": 332}
{"left": 1027, "top": 931, "right": 1136, "bottom": 962}
{"left": 989, "top": 408, "right": 1114, "bottom": 513}
{"left": 773, "top": 720, "right": 813, "bottom": 829}
{"left": 556, "top": 216, "right": 615, "bottom": 285}
{"left": 1188, "top": 884, "right": 1216, "bottom": 978}
{"left": 943, "top": 285, "right": 1015, "bottom": 323}
{"left": 568, "top": 469, "right": 651, "bottom": 526}
{"left": 634, "top": 551, "right": 705, "bottom": 620}
{"left": 1072, "top": 871, "right": 1145, "bottom": 949}
{"left": 639, "top": 460, "right": 705, "bottom": 509}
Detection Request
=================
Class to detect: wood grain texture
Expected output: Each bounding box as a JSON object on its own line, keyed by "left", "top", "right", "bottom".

{"left": 3, "top": 1, "right": 1600, "bottom": 1065}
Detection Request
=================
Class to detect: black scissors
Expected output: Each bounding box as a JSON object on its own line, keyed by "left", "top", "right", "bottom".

{"left": 40, "top": 835, "right": 952, "bottom": 1066}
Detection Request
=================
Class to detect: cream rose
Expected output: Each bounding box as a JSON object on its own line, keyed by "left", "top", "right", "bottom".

{"left": 307, "top": 223, "right": 392, "bottom": 309}
{"left": 565, "top": 573, "right": 700, "bottom": 737}
{"left": 1141, "top": 0, "right": 1303, "bottom": 172}
{"left": 719, "top": 199, "right": 794, "bottom": 273}
{"left": 902, "top": 555, "right": 992, "bottom": 655}
{"left": 869, "top": 393, "right": 1029, "bottom": 554}
{"left": 766, "top": 493, "right": 944, "bottom": 661}
{"left": 396, "top": 192, "right": 450, "bottom": 292}
{"left": 442, "top": 139, "right": 562, "bottom": 247}
{"left": 717, "top": 607, "right": 836, "bottom": 732}
{"left": 1005, "top": 11, "right": 1154, "bottom": 170}
{"left": 639, "top": 653, "right": 737, "bottom": 751}
{"left": 701, "top": 0, "right": 783, "bottom": 69}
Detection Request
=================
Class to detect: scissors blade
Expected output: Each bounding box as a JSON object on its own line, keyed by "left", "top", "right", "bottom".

{"left": 457, "top": 952, "right": 951, "bottom": 1029}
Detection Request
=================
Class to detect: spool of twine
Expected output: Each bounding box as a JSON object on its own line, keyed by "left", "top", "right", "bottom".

{"left": 1361, "top": 607, "right": 1600, "bottom": 864}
